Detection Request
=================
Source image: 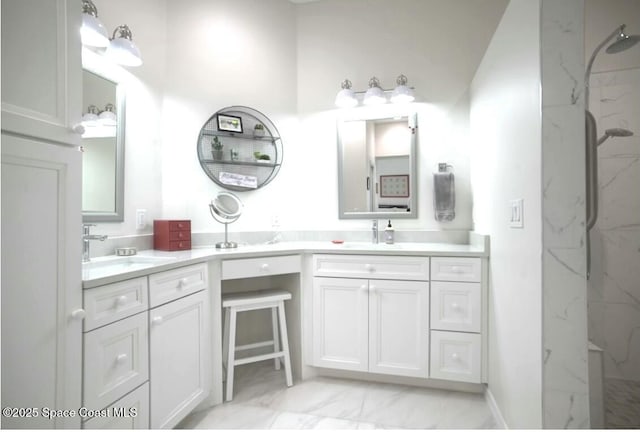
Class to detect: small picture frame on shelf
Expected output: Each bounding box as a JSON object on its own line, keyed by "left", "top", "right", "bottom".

{"left": 217, "top": 114, "right": 243, "bottom": 133}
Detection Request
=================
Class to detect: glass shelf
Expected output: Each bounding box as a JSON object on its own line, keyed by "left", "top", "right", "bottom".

{"left": 200, "top": 129, "right": 281, "bottom": 142}
{"left": 202, "top": 159, "right": 281, "bottom": 168}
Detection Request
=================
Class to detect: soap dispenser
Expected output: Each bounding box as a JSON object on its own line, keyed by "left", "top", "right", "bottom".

{"left": 384, "top": 220, "right": 394, "bottom": 244}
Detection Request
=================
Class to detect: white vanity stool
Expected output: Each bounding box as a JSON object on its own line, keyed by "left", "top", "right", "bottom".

{"left": 222, "top": 289, "right": 293, "bottom": 401}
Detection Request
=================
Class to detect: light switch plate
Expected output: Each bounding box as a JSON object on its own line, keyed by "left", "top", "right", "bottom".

{"left": 509, "top": 199, "right": 524, "bottom": 228}
{"left": 136, "top": 209, "right": 147, "bottom": 230}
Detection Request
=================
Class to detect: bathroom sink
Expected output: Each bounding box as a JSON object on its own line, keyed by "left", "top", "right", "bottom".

{"left": 82, "top": 255, "right": 177, "bottom": 279}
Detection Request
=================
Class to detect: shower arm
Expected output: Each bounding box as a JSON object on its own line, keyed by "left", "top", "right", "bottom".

{"left": 585, "top": 25, "right": 625, "bottom": 110}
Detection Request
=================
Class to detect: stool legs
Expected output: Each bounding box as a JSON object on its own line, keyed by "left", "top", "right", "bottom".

{"left": 225, "top": 308, "right": 237, "bottom": 402}
{"left": 277, "top": 300, "right": 293, "bottom": 387}
{"left": 271, "top": 307, "right": 281, "bottom": 370}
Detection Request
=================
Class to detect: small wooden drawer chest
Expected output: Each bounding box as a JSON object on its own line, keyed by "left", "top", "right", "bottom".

{"left": 153, "top": 220, "right": 191, "bottom": 251}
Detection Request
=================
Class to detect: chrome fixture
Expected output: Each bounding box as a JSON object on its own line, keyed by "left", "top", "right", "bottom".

{"left": 82, "top": 224, "right": 108, "bottom": 262}
{"left": 98, "top": 103, "right": 117, "bottom": 126}
{"left": 335, "top": 74, "right": 415, "bottom": 108}
{"left": 585, "top": 24, "right": 639, "bottom": 111}
{"left": 585, "top": 23, "right": 638, "bottom": 279}
{"left": 335, "top": 79, "right": 358, "bottom": 108}
{"left": 372, "top": 220, "right": 379, "bottom": 244}
{"left": 81, "top": 0, "right": 109, "bottom": 47}
{"left": 364, "top": 77, "right": 386, "bottom": 106}
{"left": 597, "top": 127, "right": 634, "bottom": 146}
{"left": 106, "top": 25, "right": 143, "bottom": 67}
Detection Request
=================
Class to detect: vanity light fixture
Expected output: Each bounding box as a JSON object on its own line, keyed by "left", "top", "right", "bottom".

{"left": 390, "top": 74, "right": 415, "bottom": 103}
{"left": 363, "top": 77, "right": 386, "bottom": 105}
{"left": 335, "top": 74, "right": 416, "bottom": 107}
{"left": 81, "top": 0, "right": 110, "bottom": 48}
{"left": 105, "top": 25, "right": 143, "bottom": 67}
{"left": 98, "top": 103, "right": 117, "bottom": 126}
{"left": 335, "top": 79, "right": 358, "bottom": 108}
{"left": 81, "top": 105, "right": 100, "bottom": 127}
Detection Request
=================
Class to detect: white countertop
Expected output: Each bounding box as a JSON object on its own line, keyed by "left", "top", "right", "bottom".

{"left": 82, "top": 240, "right": 488, "bottom": 288}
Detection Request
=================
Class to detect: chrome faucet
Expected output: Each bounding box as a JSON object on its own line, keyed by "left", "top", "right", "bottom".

{"left": 372, "top": 220, "right": 379, "bottom": 244}
{"left": 83, "top": 224, "right": 107, "bottom": 262}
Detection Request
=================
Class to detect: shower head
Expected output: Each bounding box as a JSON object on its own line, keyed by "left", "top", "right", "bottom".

{"left": 597, "top": 127, "right": 634, "bottom": 146}
{"left": 606, "top": 29, "right": 640, "bottom": 53}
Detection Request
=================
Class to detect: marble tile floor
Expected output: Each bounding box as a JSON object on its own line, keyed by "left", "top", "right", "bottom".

{"left": 177, "top": 361, "right": 499, "bottom": 430}
{"left": 605, "top": 378, "right": 640, "bottom": 429}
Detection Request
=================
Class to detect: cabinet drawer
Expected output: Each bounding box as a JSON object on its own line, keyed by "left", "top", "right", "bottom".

{"left": 222, "top": 255, "right": 301, "bottom": 280}
{"left": 430, "top": 257, "right": 481, "bottom": 282}
{"left": 149, "top": 263, "right": 207, "bottom": 308}
{"left": 84, "top": 277, "right": 148, "bottom": 331}
{"left": 84, "top": 312, "right": 149, "bottom": 410}
{"left": 313, "top": 254, "right": 429, "bottom": 281}
{"left": 430, "top": 330, "right": 481, "bottom": 383}
{"left": 169, "top": 230, "right": 190, "bottom": 241}
{"left": 82, "top": 382, "right": 149, "bottom": 429}
{"left": 430, "top": 282, "right": 481, "bottom": 333}
{"left": 168, "top": 220, "right": 190, "bottom": 231}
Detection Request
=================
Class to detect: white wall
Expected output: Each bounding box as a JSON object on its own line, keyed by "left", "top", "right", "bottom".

{"left": 87, "top": 0, "right": 508, "bottom": 239}
{"left": 470, "top": 0, "right": 543, "bottom": 428}
{"left": 160, "top": 0, "right": 298, "bottom": 235}
{"left": 88, "top": 0, "right": 167, "bottom": 238}
{"left": 295, "top": 0, "right": 508, "bottom": 231}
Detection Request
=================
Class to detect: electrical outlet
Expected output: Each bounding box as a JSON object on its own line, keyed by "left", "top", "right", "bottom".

{"left": 136, "top": 209, "right": 147, "bottom": 230}
{"left": 271, "top": 214, "right": 281, "bottom": 228}
{"left": 509, "top": 199, "right": 524, "bottom": 228}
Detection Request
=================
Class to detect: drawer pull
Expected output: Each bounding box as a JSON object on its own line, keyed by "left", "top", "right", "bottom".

{"left": 71, "top": 308, "right": 86, "bottom": 320}
{"left": 116, "top": 353, "right": 128, "bottom": 364}
{"left": 177, "top": 223, "right": 184, "bottom": 229}
{"left": 369, "top": 284, "right": 376, "bottom": 293}
{"left": 451, "top": 352, "right": 460, "bottom": 361}
{"left": 450, "top": 266, "right": 464, "bottom": 274}
{"left": 152, "top": 316, "right": 164, "bottom": 326}
{"left": 451, "top": 302, "right": 461, "bottom": 311}
{"left": 116, "top": 295, "right": 128, "bottom": 306}
{"left": 260, "top": 263, "right": 270, "bottom": 271}
{"left": 178, "top": 278, "right": 188, "bottom": 289}
{"left": 364, "top": 263, "right": 374, "bottom": 272}
{"left": 360, "top": 284, "right": 368, "bottom": 291}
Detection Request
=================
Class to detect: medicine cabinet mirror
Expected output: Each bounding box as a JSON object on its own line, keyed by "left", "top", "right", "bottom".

{"left": 81, "top": 69, "right": 125, "bottom": 222}
{"left": 338, "top": 112, "right": 417, "bottom": 219}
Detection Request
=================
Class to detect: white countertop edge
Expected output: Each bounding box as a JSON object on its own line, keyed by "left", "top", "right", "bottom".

{"left": 82, "top": 240, "right": 488, "bottom": 288}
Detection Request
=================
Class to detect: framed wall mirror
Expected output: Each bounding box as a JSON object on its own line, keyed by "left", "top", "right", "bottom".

{"left": 81, "top": 69, "right": 125, "bottom": 222}
{"left": 338, "top": 112, "right": 417, "bottom": 219}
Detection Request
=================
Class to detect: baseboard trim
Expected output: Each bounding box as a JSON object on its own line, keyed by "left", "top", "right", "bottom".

{"left": 485, "top": 386, "right": 509, "bottom": 429}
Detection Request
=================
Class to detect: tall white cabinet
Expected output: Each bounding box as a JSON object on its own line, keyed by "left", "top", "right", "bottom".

{"left": 1, "top": 0, "right": 83, "bottom": 428}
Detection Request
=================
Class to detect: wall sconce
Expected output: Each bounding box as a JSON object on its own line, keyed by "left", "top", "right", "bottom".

{"left": 81, "top": 0, "right": 109, "bottom": 47}
{"left": 81, "top": 105, "right": 100, "bottom": 126}
{"left": 106, "top": 25, "right": 143, "bottom": 67}
{"left": 335, "top": 74, "right": 415, "bottom": 108}
{"left": 98, "top": 103, "right": 117, "bottom": 126}
{"left": 81, "top": 1, "right": 143, "bottom": 67}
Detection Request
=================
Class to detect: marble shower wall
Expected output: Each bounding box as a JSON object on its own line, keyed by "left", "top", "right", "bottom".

{"left": 541, "top": 0, "right": 590, "bottom": 428}
{"left": 588, "top": 67, "right": 640, "bottom": 382}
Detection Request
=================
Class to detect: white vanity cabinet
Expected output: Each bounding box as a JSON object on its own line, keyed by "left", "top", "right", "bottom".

{"left": 429, "top": 257, "right": 483, "bottom": 383}
{"left": 149, "top": 264, "right": 209, "bottom": 430}
{"left": 312, "top": 255, "right": 430, "bottom": 378}
{"left": 82, "top": 262, "right": 210, "bottom": 429}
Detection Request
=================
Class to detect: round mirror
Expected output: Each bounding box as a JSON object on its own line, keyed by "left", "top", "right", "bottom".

{"left": 209, "top": 192, "right": 243, "bottom": 248}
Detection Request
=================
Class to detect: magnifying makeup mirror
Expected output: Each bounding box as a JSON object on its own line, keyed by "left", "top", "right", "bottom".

{"left": 209, "top": 192, "right": 243, "bottom": 249}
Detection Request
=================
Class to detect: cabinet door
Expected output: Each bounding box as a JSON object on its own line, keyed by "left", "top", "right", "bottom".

{"left": 1, "top": 135, "right": 83, "bottom": 429}
{"left": 150, "top": 291, "right": 210, "bottom": 429}
{"left": 368, "top": 280, "right": 429, "bottom": 378}
{"left": 312, "top": 277, "right": 369, "bottom": 372}
{"left": 1, "top": 0, "right": 82, "bottom": 146}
